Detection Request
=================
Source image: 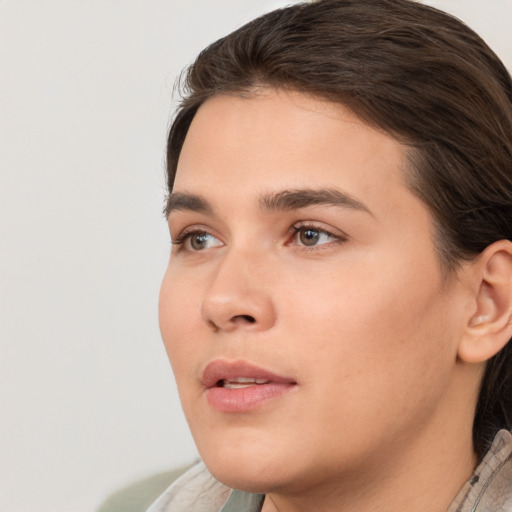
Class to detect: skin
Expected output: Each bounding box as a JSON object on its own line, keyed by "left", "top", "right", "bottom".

{"left": 159, "top": 89, "right": 485, "bottom": 512}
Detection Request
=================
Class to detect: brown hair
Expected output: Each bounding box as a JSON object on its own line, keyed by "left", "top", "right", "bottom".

{"left": 165, "top": 0, "right": 512, "bottom": 460}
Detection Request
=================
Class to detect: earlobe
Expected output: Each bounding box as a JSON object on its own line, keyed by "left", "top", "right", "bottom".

{"left": 458, "top": 240, "right": 512, "bottom": 364}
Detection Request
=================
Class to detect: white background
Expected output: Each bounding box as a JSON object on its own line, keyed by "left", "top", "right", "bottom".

{"left": 1, "top": 1, "right": 511, "bottom": 511}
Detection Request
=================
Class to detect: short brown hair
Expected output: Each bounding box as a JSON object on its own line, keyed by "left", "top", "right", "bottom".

{"left": 165, "top": 0, "right": 512, "bottom": 460}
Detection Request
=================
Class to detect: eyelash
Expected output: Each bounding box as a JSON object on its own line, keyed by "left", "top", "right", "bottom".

{"left": 289, "top": 222, "right": 347, "bottom": 248}
{"left": 171, "top": 222, "right": 347, "bottom": 252}
{"left": 171, "top": 228, "right": 215, "bottom": 249}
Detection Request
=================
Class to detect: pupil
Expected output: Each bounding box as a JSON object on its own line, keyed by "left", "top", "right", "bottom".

{"left": 300, "top": 229, "right": 319, "bottom": 246}
{"left": 191, "top": 234, "right": 208, "bottom": 250}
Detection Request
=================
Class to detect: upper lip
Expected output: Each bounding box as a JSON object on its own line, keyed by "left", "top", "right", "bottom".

{"left": 202, "top": 359, "right": 296, "bottom": 389}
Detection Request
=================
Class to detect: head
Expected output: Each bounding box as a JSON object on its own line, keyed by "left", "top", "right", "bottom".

{"left": 160, "top": 0, "right": 512, "bottom": 490}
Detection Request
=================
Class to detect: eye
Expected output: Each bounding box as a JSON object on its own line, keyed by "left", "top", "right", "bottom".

{"left": 291, "top": 223, "right": 344, "bottom": 247}
{"left": 172, "top": 230, "right": 222, "bottom": 251}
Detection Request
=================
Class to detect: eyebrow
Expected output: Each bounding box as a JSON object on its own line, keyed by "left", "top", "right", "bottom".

{"left": 259, "top": 188, "right": 372, "bottom": 215}
{"left": 165, "top": 188, "right": 372, "bottom": 217}
{"left": 165, "top": 192, "right": 213, "bottom": 216}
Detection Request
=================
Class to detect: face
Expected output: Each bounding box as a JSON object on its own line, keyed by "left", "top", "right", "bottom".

{"left": 159, "top": 89, "right": 470, "bottom": 495}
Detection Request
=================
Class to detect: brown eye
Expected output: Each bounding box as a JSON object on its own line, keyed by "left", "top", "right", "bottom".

{"left": 190, "top": 233, "right": 210, "bottom": 250}
{"left": 172, "top": 230, "right": 222, "bottom": 251}
{"left": 291, "top": 224, "right": 342, "bottom": 248}
{"left": 299, "top": 228, "right": 321, "bottom": 246}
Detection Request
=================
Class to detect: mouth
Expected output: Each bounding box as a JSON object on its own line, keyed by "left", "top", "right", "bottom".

{"left": 202, "top": 360, "right": 297, "bottom": 412}
{"left": 219, "top": 377, "right": 272, "bottom": 389}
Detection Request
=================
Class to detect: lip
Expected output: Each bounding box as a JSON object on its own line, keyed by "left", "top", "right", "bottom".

{"left": 202, "top": 359, "right": 297, "bottom": 412}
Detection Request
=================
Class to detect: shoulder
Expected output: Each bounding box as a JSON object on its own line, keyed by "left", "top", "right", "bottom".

{"left": 97, "top": 465, "right": 194, "bottom": 512}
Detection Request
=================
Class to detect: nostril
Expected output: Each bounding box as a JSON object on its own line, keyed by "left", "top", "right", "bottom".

{"left": 234, "top": 314, "right": 256, "bottom": 324}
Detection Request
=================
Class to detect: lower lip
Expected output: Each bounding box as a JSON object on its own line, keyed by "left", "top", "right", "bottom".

{"left": 206, "top": 382, "right": 296, "bottom": 412}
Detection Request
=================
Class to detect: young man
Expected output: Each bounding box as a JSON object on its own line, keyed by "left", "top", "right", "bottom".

{"left": 154, "top": 0, "right": 512, "bottom": 510}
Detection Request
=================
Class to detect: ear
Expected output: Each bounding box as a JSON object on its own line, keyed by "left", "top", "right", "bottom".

{"left": 458, "top": 240, "right": 512, "bottom": 364}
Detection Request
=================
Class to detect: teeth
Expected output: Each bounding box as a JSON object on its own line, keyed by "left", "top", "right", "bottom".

{"left": 222, "top": 377, "right": 269, "bottom": 389}
{"left": 233, "top": 377, "right": 268, "bottom": 383}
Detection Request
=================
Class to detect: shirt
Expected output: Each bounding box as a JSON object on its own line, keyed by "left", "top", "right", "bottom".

{"left": 147, "top": 430, "right": 512, "bottom": 512}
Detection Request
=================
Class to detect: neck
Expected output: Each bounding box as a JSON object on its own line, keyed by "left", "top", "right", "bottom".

{"left": 263, "top": 433, "right": 475, "bottom": 512}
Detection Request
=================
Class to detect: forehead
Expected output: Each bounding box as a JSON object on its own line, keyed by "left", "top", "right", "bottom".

{"left": 174, "top": 89, "right": 420, "bottom": 224}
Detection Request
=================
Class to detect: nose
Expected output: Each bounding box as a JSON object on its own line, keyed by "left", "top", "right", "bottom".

{"left": 201, "top": 249, "right": 277, "bottom": 333}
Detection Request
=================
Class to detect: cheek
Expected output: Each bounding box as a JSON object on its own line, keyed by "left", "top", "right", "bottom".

{"left": 280, "top": 252, "right": 456, "bottom": 406}
{"left": 158, "top": 267, "right": 201, "bottom": 382}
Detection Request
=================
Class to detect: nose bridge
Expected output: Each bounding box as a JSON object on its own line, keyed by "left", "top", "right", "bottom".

{"left": 201, "top": 244, "right": 276, "bottom": 333}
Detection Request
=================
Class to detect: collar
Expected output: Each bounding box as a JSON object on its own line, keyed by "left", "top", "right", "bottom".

{"left": 448, "top": 429, "right": 512, "bottom": 512}
{"left": 220, "top": 490, "right": 264, "bottom": 512}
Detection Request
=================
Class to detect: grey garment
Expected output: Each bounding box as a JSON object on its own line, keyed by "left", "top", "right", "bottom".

{"left": 145, "top": 462, "right": 263, "bottom": 512}
{"left": 97, "top": 466, "right": 194, "bottom": 512}
{"left": 449, "top": 430, "right": 512, "bottom": 512}
{"left": 147, "top": 430, "right": 512, "bottom": 512}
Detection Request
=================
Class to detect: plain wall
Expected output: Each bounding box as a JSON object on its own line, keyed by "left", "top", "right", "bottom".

{"left": 1, "top": 1, "right": 511, "bottom": 511}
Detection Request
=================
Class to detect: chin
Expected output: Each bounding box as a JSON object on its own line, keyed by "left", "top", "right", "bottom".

{"left": 205, "top": 459, "right": 291, "bottom": 494}
{"left": 196, "top": 434, "right": 299, "bottom": 493}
